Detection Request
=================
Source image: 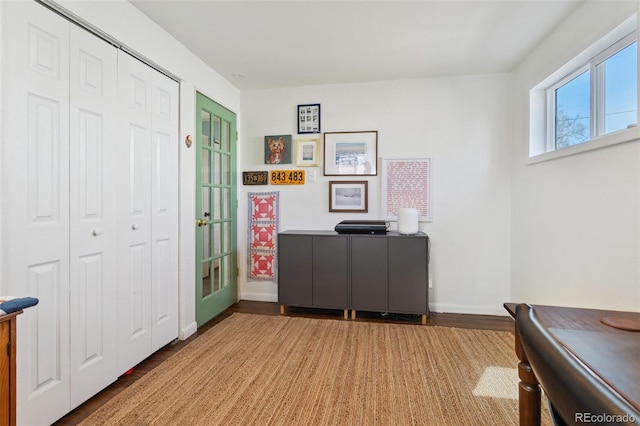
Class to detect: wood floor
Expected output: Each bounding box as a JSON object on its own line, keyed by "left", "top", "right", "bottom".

{"left": 54, "top": 300, "right": 514, "bottom": 425}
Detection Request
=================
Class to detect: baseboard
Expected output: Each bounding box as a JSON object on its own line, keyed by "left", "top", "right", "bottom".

{"left": 240, "top": 292, "right": 278, "bottom": 303}
{"left": 429, "top": 303, "right": 509, "bottom": 317}
{"left": 180, "top": 321, "right": 198, "bottom": 340}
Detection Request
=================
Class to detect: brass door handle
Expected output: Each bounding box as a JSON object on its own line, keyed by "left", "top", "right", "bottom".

{"left": 196, "top": 218, "right": 208, "bottom": 227}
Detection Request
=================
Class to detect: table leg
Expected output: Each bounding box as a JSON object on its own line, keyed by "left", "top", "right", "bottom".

{"left": 515, "top": 325, "right": 541, "bottom": 426}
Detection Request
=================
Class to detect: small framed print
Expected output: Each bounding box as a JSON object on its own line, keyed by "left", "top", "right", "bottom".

{"left": 329, "top": 180, "right": 368, "bottom": 213}
{"left": 298, "top": 104, "right": 321, "bottom": 134}
{"left": 324, "top": 131, "right": 377, "bottom": 176}
{"left": 295, "top": 137, "right": 320, "bottom": 167}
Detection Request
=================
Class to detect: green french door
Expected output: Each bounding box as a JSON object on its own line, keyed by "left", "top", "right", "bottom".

{"left": 195, "top": 93, "right": 237, "bottom": 326}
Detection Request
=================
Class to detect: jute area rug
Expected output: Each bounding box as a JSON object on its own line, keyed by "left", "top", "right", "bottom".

{"left": 80, "top": 313, "right": 551, "bottom": 426}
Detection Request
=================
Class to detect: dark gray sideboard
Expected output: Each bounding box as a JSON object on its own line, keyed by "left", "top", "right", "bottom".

{"left": 277, "top": 230, "right": 430, "bottom": 324}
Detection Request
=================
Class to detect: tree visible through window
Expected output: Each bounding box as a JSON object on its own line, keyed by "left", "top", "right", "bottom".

{"left": 550, "top": 38, "right": 637, "bottom": 150}
{"left": 555, "top": 70, "right": 590, "bottom": 148}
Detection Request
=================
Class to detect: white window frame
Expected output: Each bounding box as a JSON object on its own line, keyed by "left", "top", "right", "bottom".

{"left": 546, "top": 64, "right": 591, "bottom": 152}
{"left": 592, "top": 33, "right": 637, "bottom": 138}
{"left": 529, "top": 14, "right": 639, "bottom": 163}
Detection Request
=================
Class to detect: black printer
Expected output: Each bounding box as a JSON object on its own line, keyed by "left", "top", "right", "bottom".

{"left": 334, "top": 220, "right": 389, "bottom": 235}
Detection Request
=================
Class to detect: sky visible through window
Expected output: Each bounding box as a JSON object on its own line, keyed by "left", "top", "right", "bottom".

{"left": 555, "top": 41, "right": 637, "bottom": 148}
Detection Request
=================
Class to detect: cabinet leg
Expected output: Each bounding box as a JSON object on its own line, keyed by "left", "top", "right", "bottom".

{"left": 343, "top": 309, "right": 348, "bottom": 319}
{"left": 279, "top": 305, "right": 285, "bottom": 315}
{"left": 351, "top": 310, "right": 356, "bottom": 320}
{"left": 421, "top": 314, "right": 427, "bottom": 325}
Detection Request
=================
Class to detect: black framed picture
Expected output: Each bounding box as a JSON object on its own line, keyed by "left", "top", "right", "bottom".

{"left": 297, "top": 104, "right": 321, "bottom": 134}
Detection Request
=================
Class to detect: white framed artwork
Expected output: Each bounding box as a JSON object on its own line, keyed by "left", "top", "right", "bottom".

{"left": 381, "top": 158, "right": 432, "bottom": 222}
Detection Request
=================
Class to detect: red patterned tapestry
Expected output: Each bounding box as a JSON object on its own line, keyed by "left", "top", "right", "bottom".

{"left": 248, "top": 191, "right": 279, "bottom": 281}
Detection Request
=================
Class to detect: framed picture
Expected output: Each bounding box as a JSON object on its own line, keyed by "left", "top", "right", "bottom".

{"left": 264, "top": 134, "right": 292, "bottom": 164}
{"left": 381, "top": 158, "right": 432, "bottom": 221}
{"left": 324, "top": 131, "right": 377, "bottom": 176}
{"left": 297, "top": 104, "right": 321, "bottom": 134}
{"left": 329, "top": 180, "right": 368, "bottom": 213}
{"left": 295, "top": 137, "right": 320, "bottom": 167}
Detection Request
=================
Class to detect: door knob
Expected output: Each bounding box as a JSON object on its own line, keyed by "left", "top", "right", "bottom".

{"left": 196, "top": 218, "right": 208, "bottom": 227}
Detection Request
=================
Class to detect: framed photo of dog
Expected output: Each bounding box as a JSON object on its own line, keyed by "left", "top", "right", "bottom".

{"left": 264, "top": 134, "right": 292, "bottom": 164}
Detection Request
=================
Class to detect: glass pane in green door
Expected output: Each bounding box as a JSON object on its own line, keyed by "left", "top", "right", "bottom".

{"left": 201, "top": 111, "right": 211, "bottom": 146}
{"left": 222, "top": 119, "right": 230, "bottom": 151}
{"left": 213, "top": 116, "right": 221, "bottom": 145}
{"left": 202, "top": 149, "right": 211, "bottom": 184}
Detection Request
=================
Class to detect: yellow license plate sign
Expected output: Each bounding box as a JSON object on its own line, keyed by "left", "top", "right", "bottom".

{"left": 270, "top": 170, "right": 305, "bottom": 185}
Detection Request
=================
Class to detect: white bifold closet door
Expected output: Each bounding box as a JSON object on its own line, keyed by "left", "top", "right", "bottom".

{"left": 68, "top": 20, "right": 120, "bottom": 411}
{"left": 117, "top": 52, "right": 179, "bottom": 373}
{"left": 1, "top": 2, "right": 179, "bottom": 425}
{"left": 2, "top": 3, "right": 74, "bottom": 424}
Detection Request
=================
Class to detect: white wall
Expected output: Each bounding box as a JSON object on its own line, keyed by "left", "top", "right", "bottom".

{"left": 511, "top": 1, "right": 640, "bottom": 311}
{"left": 13, "top": 0, "right": 636, "bottom": 331}
{"left": 54, "top": 0, "right": 241, "bottom": 338}
{"left": 239, "top": 75, "right": 514, "bottom": 315}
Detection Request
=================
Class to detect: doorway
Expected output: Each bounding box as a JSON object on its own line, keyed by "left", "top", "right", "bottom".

{"left": 195, "top": 93, "right": 238, "bottom": 326}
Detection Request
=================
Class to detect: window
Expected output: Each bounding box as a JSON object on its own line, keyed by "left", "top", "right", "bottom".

{"left": 549, "top": 35, "right": 637, "bottom": 151}
{"left": 529, "top": 14, "right": 639, "bottom": 161}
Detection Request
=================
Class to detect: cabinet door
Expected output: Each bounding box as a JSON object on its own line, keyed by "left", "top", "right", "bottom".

{"left": 312, "top": 236, "right": 348, "bottom": 309}
{"left": 351, "top": 236, "right": 388, "bottom": 311}
{"left": 389, "top": 236, "right": 428, "bottom": 314}
{"left": 278, "top": 235, "right": 313, "bottom": 306}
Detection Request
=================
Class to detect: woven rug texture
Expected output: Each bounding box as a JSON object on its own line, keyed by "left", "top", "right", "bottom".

{"left": 80, "top": 313, "right": 551, "bottom": 426}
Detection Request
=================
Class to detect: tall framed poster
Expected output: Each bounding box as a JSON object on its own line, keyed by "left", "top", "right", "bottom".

{"left": 381, "top": 158, "right": 432, "bottom": 222}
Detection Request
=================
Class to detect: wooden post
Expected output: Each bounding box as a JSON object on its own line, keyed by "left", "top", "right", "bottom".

{"left": 515, "top": 323, "right": 541, "bottom": 426}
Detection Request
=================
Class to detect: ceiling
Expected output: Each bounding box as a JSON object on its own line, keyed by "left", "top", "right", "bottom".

{"left": 129, "top": 0, "right": 583, "bottom": 91}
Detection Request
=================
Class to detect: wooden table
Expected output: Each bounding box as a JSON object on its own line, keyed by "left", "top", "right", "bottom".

{"left": 504, "top": 303, "right": 640, "bottom": 426}
{"left": 0, "top": 311, "right": 21, "bottom": 426}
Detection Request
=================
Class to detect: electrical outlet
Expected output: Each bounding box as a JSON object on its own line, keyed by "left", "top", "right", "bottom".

{"left": 429, "top": 278, "right": 433, "bottom": 288}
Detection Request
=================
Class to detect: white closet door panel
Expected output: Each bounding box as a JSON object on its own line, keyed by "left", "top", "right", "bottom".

{"left": 69, "top": 25, "right": 119, "bottom": 409}
{"left": 1, "top": 2, "right": 71, "bottom": 425}
{"left": 151, "top": 74, "right": 179, "bottom": 350}
{"left": 118, "top": 52, "right": 153, "bottom": 372}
